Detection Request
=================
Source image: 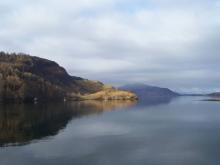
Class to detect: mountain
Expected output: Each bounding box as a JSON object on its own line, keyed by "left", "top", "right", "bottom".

{"left": 119, "top": 83, "right": 179, "bottom": 99}
{"left": 0, "top": 52, "right": 137, "bottom": 102}
{"left": 208, "top": 92, "right": 220, "bottom": 98}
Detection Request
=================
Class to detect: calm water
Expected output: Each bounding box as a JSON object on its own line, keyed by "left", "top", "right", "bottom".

{"left": 1, "top": 97, "right": 220, "bottom": 165}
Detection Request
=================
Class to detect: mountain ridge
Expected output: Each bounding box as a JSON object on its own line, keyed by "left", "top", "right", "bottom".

{"left": 119, "top": 83, "right": 180, "bottom": 99}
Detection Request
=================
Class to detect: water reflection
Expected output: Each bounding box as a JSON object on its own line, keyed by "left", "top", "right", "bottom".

{"left": 137, "top": 96, "right": 176, "bottom": 107}
{"left": 0, "top": 100, "right": 136, "bottom": 147}
{"left": 1, "top": 97, "right": 220, "bottom": 165}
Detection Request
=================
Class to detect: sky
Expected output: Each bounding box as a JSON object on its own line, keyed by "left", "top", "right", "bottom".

{"left": 0, "top": 0, "right": 220, "bottom": 93}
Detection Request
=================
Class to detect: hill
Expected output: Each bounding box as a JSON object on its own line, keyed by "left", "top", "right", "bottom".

{"left": 208, "top": 92, "right": 220, "bottom": 98}
{"left": 0, "top": 52, "right": 137, "bottom": 102}
{"left": 119, "top": 83, "right": 179, "bottom": 99}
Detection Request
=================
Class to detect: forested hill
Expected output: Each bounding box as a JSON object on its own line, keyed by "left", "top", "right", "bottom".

{"left": 0, "top": 52, "right": 137, "bottom": 102}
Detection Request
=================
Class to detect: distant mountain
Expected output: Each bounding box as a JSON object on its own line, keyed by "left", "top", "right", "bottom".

{"left": 119, "top": 83, "right": 179, "bottom": 99}
{"left": 208, "top": 92, "right": 220, "bottom": 97}
{"left": 0, "top": 52, "right": 137, "bottom": 103}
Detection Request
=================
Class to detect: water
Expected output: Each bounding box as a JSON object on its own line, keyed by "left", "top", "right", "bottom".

{"left": 0, "top": 97, "right": 220, "bottom": 165}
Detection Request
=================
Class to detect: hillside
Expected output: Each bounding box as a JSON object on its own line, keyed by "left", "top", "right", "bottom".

{"left": 0, "top": 52, "right": 137, "bottom": 102}
{"left": 78, "top": 88, "right": 138, "bottom": 101}
{"left": 209, "top": 92, "right": 220, "bottom": 98}
{"left": 120, "top": 83, "right": 179, "bottom": 99}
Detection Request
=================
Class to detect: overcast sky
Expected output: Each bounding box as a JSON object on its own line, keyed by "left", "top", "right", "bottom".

{"left": 0, "top": 0, "right": 220, "bottom": 93}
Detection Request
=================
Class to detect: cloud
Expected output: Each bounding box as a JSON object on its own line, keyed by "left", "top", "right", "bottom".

{"left": 0, "top": 0, "right": 220, "bottom": 92}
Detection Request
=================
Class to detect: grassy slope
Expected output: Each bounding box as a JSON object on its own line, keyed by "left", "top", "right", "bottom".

{"left": 79, "top": 88, "right": 138, "bottom": 101}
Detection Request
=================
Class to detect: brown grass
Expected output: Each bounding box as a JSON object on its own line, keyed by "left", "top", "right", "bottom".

{"left": 79, "top": 88, "right": 138, "bottom": 101}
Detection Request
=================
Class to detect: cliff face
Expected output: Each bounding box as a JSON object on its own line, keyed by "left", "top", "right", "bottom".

{"left": 0, "top": 52, "right": 136, "bottom": 102}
